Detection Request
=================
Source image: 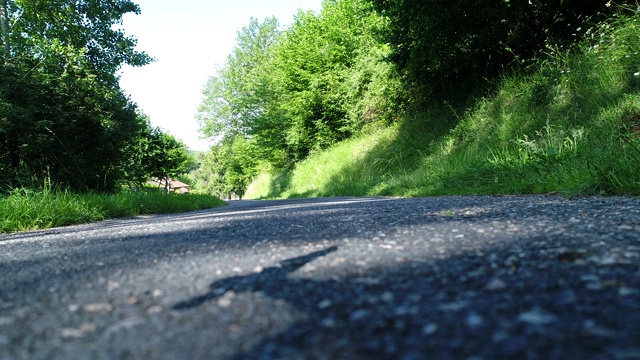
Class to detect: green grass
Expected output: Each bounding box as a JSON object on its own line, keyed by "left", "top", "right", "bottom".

{"left": 0, "top": 187, "right": 226, "bottom": 234}
{"left": 246, "top": 8, "right": 640, "bottom": 199}
{"left": 246, "top": 126, "right": 403, "bottom": 198}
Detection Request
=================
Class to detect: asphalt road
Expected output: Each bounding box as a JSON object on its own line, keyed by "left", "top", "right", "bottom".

{"left": 1, "top": 195, "right": 639, "bottom": 359}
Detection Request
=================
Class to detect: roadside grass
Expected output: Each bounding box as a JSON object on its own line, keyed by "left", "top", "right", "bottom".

{"left": 0, "top": 187, "right": 226, "bottom": 234}
{"left": 247, "top": 126, "right": 402, "bottom": 198}
{"left": 245, "top": 106, "right": 456, "bottom": 199}
{"left": 246, "top": 7, "right": 640, "bottom": 199}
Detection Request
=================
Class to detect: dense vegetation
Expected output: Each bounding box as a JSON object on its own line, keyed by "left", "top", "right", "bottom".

{"left": 0, "top": 0, "right": 191, "bottom": 192}
{"left": 195, "top": 0, "right": 640, "bottom": 198}
{"left": 0, "top": 0, "right": 222, "bottom": 233}
{"left": 0, "top": 185, "right": 225, "bottom": 233}
{"left": 194, "top": 0, "right": 404, "bottom": 198}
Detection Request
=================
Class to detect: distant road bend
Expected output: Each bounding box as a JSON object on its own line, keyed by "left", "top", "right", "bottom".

{"left": 1, "top": 196, "right": 639, "bottom": 359}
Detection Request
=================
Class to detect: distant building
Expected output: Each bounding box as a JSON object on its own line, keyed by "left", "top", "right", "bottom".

{"left": 148, "top": 178, "right": 190, "bottom": 193}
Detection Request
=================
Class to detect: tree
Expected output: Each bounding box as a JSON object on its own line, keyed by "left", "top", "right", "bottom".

{"left": 190, "top": 137, "right": 258, "bottom": 199}
{"left": 195, "top": 0, "right": 403, "bottom": 195}
{"left": 8, "top": 0, "right": 151, "bottom": 84}
{"left": 197, "top": 17, "right": 281, "bottom": 142}
{"left": 223, "top": 137, "right": 258, "bottom": 199}
{"left": 151, "top": 132, "right": 193, "bottom": 190}
{"left": 0, "top": 0, "right": 153, "bottom": 192}
{"left": 1, "top": 63, "right": 144, "bottom": 191}
{"left": 0, "top": 0, "right": 9, "bottom": 62}
{"left": 189, "top": 149, "right": 227, "bottom": 197}
{"left": 197, "top": 0, "right": 397, "bottom": 167}
{"left": 121, "top": 116, "right": 193, "bottom": 191}
{"left": 368, "top": 0, "right": 624, "bottom": 102}
{"left": 270, "top": 0, "right": 396, "bottom": 160}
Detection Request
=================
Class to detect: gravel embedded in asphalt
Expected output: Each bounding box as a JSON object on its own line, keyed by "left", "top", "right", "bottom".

{"left": 1, "top": 195, "right": 639, "bottom": 359}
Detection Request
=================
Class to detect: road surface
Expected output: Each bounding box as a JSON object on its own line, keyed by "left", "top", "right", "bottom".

{"left": 1, "top": 196, "right": 639, "bottom": 359}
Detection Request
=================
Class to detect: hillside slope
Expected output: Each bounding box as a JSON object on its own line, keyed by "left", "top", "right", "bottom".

{"left": 246, "top": 10, "right": 640, "bottom": 199}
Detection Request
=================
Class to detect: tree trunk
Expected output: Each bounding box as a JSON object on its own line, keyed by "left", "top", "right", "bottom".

{"left": 0, "top": 0, "right": 9, "bottom": 63}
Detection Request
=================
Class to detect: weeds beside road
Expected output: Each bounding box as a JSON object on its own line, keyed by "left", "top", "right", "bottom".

{"left": 0, "top": 188, "right": 225, "bottom": 233}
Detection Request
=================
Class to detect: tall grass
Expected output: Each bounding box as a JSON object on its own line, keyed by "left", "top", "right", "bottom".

{"left": 246, "top": 7, "right": 640, "bottom": 199}
{"left": 0, "top": 186, "right": 226, "bottom": 233}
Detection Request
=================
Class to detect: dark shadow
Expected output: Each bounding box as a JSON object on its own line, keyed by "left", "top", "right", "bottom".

{"left": 261, "top": 169, "right": 293, "bottom": 199}
{"left": 172, "top": 246, "right": 338, "bottom": 310}
{"left": 164, "top": 218, "right": 640, "bottom": 359}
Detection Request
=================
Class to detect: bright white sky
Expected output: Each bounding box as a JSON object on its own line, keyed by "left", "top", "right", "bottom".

{"left": 117, "top": 0, "right": 324, "bottom": 152}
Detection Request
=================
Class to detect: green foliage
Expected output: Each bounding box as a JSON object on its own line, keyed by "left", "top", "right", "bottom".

{"left": 0, "top": 0, "right": 221, "bottom": 231}
{"left": 189, "top": 149, "right": 227, "bottom": 197}
{"left": 246, "top": 125, "right": 401, "bottom": 198}
{"left": 0, "top": 0, "right": 189, "bottom": 195}
{"left": 368, "top": 0, "right": 629, "bottom": 102}
{"left": 246, "top": 6, "right": 640, "bottom": 198}
{"left": 0, "top": 64, "right": 143, "bottom": 191}
{"left": 200, "top": 1, "right": 640, "bottom": 200}
{"left": 197, "top": 17, "right": 281, "bottom": 142}
{"left": 189, "top": 137, "right": 259, "bottom": 199}
{"left": 120, "top": 115, "right": 194, "bottom": 190}
{"left": 270, "top": 0, "right": 401, "bottom": 159}
{"left": 8, "top": 0, "right": 152, "bottom": 85}
{"left": 0, "top": 186, "right": 101, "bottom": 232}
{"left": 0, "top": 186, "right": 226, "bottom": 233}
{"left": 196, "top": 0, "right": 403, "bottom": 196}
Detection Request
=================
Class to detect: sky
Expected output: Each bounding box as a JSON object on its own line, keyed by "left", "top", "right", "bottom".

{"left": 117, "top": 0, "right": 324, "bottom": 152}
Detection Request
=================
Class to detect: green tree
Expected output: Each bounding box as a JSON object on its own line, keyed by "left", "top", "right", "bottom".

{"left": 197, "top": 17, "right": 281, "bottom": 142}
{"left": 121, "top": 116, "right": 192, "bottom": 191}
{"left": 197, "top": 0, "right": 396, "bottom": 167}
{"left": 190, "top": 137, "right": 258, "bottom": 199}
{"left": 270, "top": 0, "right": 398, "bottom": 160}
{"left": 189, "top": 148, "right": 227, "bottom": 197}
{"left": 0, "top": 0, "right": 153, "bottom": 192}
{"left": 223, "top": 137, "right": 259, "bottom": 199}
{"left": 195, "top": 0, "right": 401, "bottom": 194}
{"left": 0, "top": 0, "right": 9, "bottom": 62}
{"left": 1, "top": 63, "right": 143, "bottom": 191}
{"left": 7, "top": 0, "right": 151, "bottom": 84}
{"left": 368, "top": 0, "right": 624, "bottom": 102}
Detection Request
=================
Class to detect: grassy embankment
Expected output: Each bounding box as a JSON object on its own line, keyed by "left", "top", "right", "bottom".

{"left": 0, "top": 186, "right": 226, "bottom": 233}
{"left": 246, "top": 10, "right": 640, "bottom": 199}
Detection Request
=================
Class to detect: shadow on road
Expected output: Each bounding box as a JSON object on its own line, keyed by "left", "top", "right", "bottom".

{"left": 169, "top": 241, "right": 640, "bottom": 359}
{"left": 172, "top": 246, "right": 338, "bottom": 310}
